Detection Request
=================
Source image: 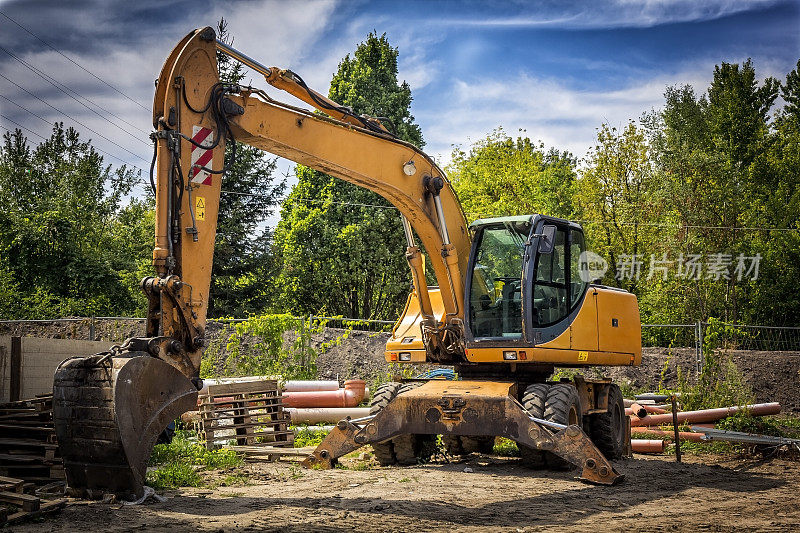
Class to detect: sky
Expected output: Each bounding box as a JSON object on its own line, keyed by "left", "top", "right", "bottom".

{"left": 0, "top": 0, "right": 798, "bottom": 225}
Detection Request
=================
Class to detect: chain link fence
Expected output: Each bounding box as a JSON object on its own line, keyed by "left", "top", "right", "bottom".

{"left": 2, "top": 315, "right": 798, "bottom": 370}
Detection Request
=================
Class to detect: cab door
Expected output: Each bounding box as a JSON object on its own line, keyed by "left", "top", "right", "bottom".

{"left": 524, "top": 219, "right": 596, "bottom": 349}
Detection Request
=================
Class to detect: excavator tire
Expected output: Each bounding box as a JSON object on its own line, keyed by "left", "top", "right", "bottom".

{"left": 369, "top": 382, "right": 403, "bottom": 466}
{"left": 543, "top": 383, "right": 583, "bottom": 469}
{"left": 53, "top": 354, "right": 198, "bottom": 499}
{"left": 368, "top": 382, "right": 436, "bottom": 466}
{"left": 442, "top": 435, "right": 495, "bottom": 456}
{"left": 519, "top": 383, "right": 549, "bottom": 468}
{"left": 588, "top": 384, "right": 626, "bottom": 460}
{"left": 393, "top": 382, "right": 436, "bottom": 465}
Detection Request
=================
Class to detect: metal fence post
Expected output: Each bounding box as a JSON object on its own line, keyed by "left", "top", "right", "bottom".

{"left": 695, "top": 320, "right": 701, "bottom": 375}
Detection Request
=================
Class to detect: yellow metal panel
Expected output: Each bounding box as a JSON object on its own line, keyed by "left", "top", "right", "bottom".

{"left": 385, "top": 289, "right": 445, "bottom": 361}
{"left": 570, "top": 288, "right": 599, "bottom": 352}
{"left": 465, "top": 346, "right": 635, "bottom": 366}
{"left": 596, "top": 288, "right": 642, "bottom": 363}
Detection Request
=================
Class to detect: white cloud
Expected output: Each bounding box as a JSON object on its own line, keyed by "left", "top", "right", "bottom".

{"left": 438, "top": 0, "right": 781, "bottom": 29}
{"left": 419, "top": 63, "right": 718, "bottom": 166}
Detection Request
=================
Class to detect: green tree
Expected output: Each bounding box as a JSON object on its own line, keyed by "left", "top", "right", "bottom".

{"left": 272, "top": 32, "right": 421, "bottom": 320}
{"left": 208, "top": 19, "right": 285, "bottom": 317}
{"left": 576, "top": 122, "right": 663, "bottom": 296}
{"left": 0, "top": 124, "right": 143, "bottom": 317}
{"left": 447, "top": 128, "right": 576, "bottom": 222}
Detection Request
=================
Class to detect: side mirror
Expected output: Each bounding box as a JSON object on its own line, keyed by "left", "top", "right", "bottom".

{"left": 537, "top": 225, "right": 556, "bottom": 254}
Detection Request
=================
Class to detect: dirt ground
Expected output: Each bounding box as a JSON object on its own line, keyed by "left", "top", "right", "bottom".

{"left": 13, "top": 452, "right": 800, "bottom": 532}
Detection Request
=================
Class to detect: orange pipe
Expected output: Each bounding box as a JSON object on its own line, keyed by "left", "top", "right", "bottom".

{"left": 627, "top": 404, "right": 668, "bottom": 416}
{"left": 282, "top": 379, "right": 366, "bottom": 408}
{"left": 630, "top": 403, "right": 780, "bottom": 427}
{"left": 631, "top": 439, "right": 664, "bottom": 453}
{"left": 283, "top": 380, "right": 340, "bottom": 392}
{"left": 631, "top": 428, "right": 704, "bottom": 442}
{"left": 626, "top": 402, "right": 647, "bottom": 418}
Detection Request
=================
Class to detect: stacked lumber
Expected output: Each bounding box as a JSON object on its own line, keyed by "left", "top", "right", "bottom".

{"left": 0, "top": 475, "right": 65, "bottom": 526}
{"left": 0, "top": 395, "right": 63, "bottom": 483}
{"left": 199, "top": 380, "right": 293, "bottom": 450}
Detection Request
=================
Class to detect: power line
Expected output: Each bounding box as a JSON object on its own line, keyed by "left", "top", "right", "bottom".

{"left": 0, "top": 113, "right": 143, "bottom": 171}
{"left": 0, "top": 43, "right": 151, "bottom": 142}
{"left": 0, "top": 73, "right": 150, "bottom": 163}
{"left": 0, "top": 9, "right": 149, "bottom": 112}
{"left": 0, "top": 116, "right": 47, "bottom": 141}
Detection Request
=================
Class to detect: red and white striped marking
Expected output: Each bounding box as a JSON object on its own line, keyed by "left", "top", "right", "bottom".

{"left": 190, "top": 126, "right": 214, "bottom": 185}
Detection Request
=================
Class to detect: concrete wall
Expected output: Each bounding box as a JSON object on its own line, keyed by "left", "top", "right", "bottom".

{"left": 0, "top": 336, "right": 107, "bottom": 402}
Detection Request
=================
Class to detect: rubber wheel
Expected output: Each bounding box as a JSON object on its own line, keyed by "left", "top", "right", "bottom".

{"left": 589, "top": 384, "right": 626, "bottom": 460}
{"left": 393, "top": 383, "right": 436, "bottom": 465}
{"left": 519, "top": 383, "right": 549, "bottom": 468}
{"left": 369, "top": 382, "right": 435, "bottom": 466}
{"left": 542, "top": 383, "right": 582, "bottom": 469}
{"left": 442, "top": 435, "right": 495, "bottom": 456}
{"left": 369, "top": 382, "right": 402, "bottom": 466}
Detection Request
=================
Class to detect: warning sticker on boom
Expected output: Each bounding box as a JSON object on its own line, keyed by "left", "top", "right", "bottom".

{"left": 195, "top": 196, "right": 206, "bottom": 221}
{"left": 190, "top": 125, "right": 214, "bottom": 185}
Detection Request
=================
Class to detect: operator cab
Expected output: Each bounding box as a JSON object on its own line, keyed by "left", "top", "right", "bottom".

{"left": 465, "top": 214, "right": 588, "bottom": 346}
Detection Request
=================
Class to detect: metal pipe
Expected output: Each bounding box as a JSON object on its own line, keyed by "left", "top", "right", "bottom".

{"left": 631, "top": 428, "right": 704, "bottom": 442}
{"left": 432, "top": 194, "right": 451, "bottom": 245}
{"left": 672, "top": 395, "right": 681, "bottom": 462}
{"left": 215, "top": 40, "right": 272, "bottom": 79}
{"left": 401, "top": 215, "right": 415, "bottom": 247}
{"left": 631, "top": 439, "right": 665, "bottom": 453}
{"left": 286, "top": 407, "right": 371, "bottom": 425}
{"left": 630, "top": 402, "right": 781, "bottom": 427}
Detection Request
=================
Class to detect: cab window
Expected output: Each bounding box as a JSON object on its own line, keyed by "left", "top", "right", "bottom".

{"left": 469, "top": 223, "right": 529, "bottom": 338}
{"left": 570, "top": 230, "right": 588, "bottom": 307}
{"left": 532, "top": 228, "right": 568, "bottom": 326}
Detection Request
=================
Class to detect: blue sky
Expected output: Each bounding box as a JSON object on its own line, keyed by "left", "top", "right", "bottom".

{"left": 0, "top": 0, "right": 798, "bottom": 221}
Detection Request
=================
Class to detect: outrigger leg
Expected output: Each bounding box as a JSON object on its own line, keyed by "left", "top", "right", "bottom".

{"left": 302, "top": 380, "right": 623, "bottom": 485}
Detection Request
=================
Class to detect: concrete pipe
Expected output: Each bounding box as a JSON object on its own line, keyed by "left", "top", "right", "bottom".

{"left": 283, "top": 380, "right": 340, "bottom": 393}
{"left": 282, "top": 380, "right": 366, "bottom": 408}
{"left": 631, "top": 439, "right": 665, "bottom": 453}
{"left": 630, "top": 402, "right": 781, "bottom": 427}
{"left": 286, "top": 407, "right": 371, "bottom": 425}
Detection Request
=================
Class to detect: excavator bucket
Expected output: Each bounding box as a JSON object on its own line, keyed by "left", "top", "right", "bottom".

{"left": 53, "top": 354, "right": 198, "bottom": 499}
{"left": 303, "top": 380, "right": 623, "bottom": 485}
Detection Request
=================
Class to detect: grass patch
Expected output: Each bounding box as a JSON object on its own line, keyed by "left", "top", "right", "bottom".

{"left": 147, "top": 430, "right": 244, "bottom": 490}
{"left": 293, "top": 425, "right": 329, "bottom": 448}
{"left": 493, "top": 437, "right": 520, "bottom": 457}
{"left": 220, "top": 474, "right": 250, "bottom": 487}
{"left": 146, "top": 462, "right": 203, "bottom": 490}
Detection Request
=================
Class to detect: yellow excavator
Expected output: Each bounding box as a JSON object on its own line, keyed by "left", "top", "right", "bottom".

{"left": 53, "top": 27, "right": 641, "bottom": 498}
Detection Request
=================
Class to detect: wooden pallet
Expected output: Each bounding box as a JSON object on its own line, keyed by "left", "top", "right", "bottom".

{"left": 0, "top": 475, "right": 65, "bottom": 526}
{"left": 199, "top": 380, "right": 293, "bottom": 450}
{"left": 0, "top": 396, "right": 63, "bottom": 483}
{"left": 229, "top": 445, "right": 316, "bottom": 462}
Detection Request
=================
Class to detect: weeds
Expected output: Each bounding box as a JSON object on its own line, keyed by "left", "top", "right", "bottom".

{"left": 146, "top": 430, "right": 244, "bottom": 490}
{"left": 493, "top": 437, "right": 520, "bottom": 457}
{"left": 293, "top": 426, "right": 330, "bottom": 448}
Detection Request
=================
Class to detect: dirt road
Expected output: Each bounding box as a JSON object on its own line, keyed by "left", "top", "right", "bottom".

{"left": 15, "top": 453, "right": 799, "bottom": 532}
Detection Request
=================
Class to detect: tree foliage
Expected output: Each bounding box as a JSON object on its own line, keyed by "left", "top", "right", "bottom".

{"left": 272, "top": 32, "right": 421, "bottom": 320}
{"left": 447, "top": 128, "right": 576, "bottom": 221}
{"left": 0, "top": 124, "right": 146, "bottom": 317}
{"left": 208, "top": 18, "right": 285, "bottom": 317}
